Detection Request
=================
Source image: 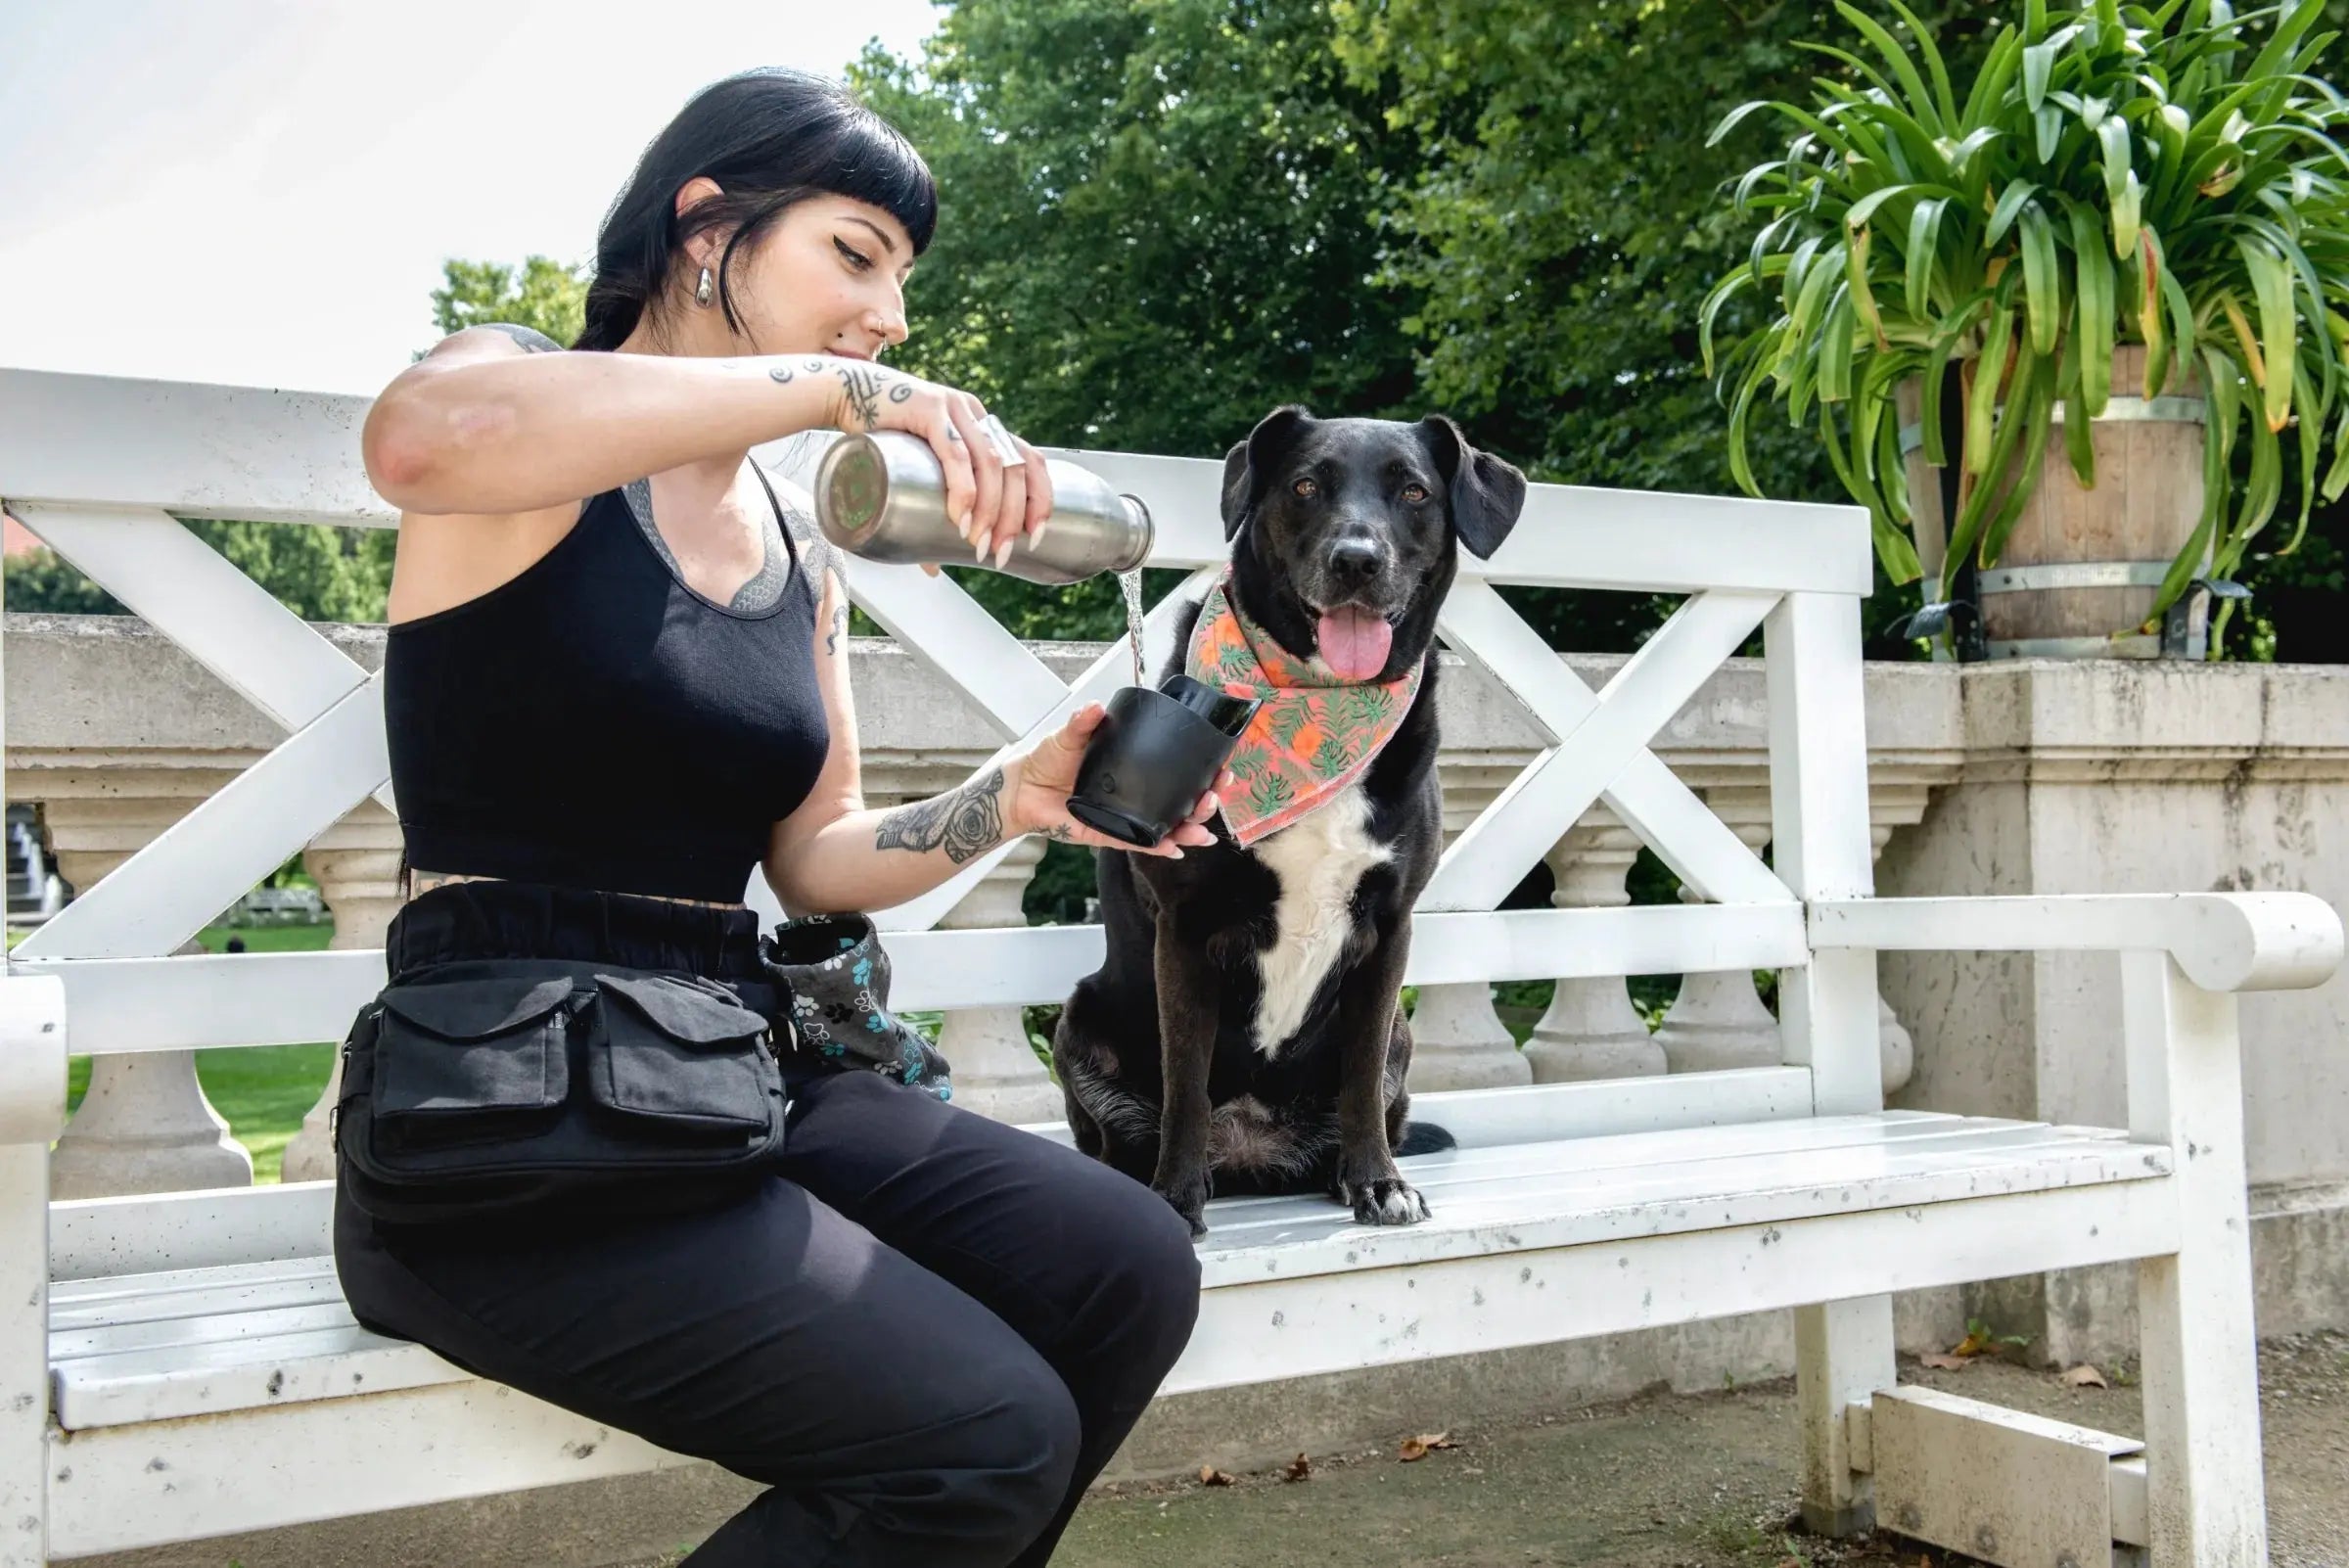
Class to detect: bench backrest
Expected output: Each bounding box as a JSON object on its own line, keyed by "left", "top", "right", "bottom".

{"left": 0, "top": 367, "right": 1885, "bottom": 1190}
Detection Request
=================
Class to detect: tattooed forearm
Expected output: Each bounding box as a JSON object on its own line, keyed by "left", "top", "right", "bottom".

{"left": 834, "top": 362, "right": 889, "bottom": 430}
{"left": 875, "top": 767, "right": 1007, "bottom": 864}
{"left": 481, "top": 323, "right": 564, "bottom": 352}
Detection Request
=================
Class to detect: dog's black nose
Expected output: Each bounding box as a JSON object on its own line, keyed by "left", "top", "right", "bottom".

{"left": 1327, "top": 538, "right": 1382, "bottom": 586}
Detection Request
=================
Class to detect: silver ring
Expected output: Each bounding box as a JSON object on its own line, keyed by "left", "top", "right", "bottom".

{"left": 980, "top": 413, "right": 1025, "bottom": 468}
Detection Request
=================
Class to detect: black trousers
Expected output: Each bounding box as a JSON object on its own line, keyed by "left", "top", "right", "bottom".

{"left": 333, "top": 882, "right": 1201, "bottom": 1567}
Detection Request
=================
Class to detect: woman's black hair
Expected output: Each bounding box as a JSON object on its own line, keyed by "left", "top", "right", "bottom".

{"left": 576, "top": 69, "right": 937, "bottom": 351}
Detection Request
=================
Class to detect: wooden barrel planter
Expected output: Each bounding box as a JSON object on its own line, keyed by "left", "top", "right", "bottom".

{"left": 1898, "top": 344, "right": 2208, "bottom": 658}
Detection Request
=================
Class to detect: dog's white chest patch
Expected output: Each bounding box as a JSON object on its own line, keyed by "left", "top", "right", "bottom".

{"left": 1248, "top": 786, "right": 1390, "bottom": 1057}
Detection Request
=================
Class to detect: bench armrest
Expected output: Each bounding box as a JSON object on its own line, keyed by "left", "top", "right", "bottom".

{"left": 1810, "top": 893, "right": 2343, "bottom": 993}
{"left": 0, "top": 973, "right": 69, "bottom": 1145}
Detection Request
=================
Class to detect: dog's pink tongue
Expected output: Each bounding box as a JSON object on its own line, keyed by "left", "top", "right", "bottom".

{"left": 1317, "top": 607, "right": 1393, "bottom": 679}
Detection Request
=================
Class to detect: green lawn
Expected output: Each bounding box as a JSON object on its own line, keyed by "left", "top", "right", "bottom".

{"left": 55, "top": 921, "right": 338, "bottom": 1184}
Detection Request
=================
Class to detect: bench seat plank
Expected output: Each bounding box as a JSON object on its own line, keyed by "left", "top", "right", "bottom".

{"left": 51, "top": 1113, "right": 2168, "bottom": 1433}
{"left": 45, "top": 1173, "right": 2188, "bottom": 1560}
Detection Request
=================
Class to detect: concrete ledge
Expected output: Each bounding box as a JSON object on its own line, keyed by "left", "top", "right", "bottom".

{"left": 0, "top": 613, "right": 1966, "bottom": 761}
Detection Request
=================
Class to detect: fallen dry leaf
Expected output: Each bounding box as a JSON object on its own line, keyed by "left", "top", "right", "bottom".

{"left": 2061, "top": 1363, "right": 2109, "bottom": 1389}
{"left": 1283, "top": 1453, "right": 1312, "bottom": 1482}
{"left": 1399, "top": 1431, "right": 1454, "bottom": 1461}
{"left": 1919, "top": 1352, "right": 1971, "bottom": 1370}
{"left": 1197, "top": 1465, "right": 1235, "bottom": 1488}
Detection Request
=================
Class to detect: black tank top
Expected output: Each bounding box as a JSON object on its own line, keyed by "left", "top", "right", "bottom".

{"left": 384, "top": 467, "right": 830, "bottom": 903}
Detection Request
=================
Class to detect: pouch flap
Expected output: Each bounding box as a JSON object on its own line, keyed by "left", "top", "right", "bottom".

{"left": 595, "top": 972, "right": 768, "bottom": 1047}
{"left": 380, "top": 977, "right": 576, "bottom": 1041}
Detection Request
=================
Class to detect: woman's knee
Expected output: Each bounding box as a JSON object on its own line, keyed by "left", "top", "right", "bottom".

{"left": 1069, "top": 1166, "right": 1205, "bottom": 1369}
{"left": 951, "top": 1356, "right": 1084, "bottom": 1544}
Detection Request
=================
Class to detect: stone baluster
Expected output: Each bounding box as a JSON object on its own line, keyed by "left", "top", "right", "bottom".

{"left": 934, "top": 834, "right": 1062, "bottom": 1124}
{"left": 1650, "top": 787, "right": 1781, "bottom": 1075}
{"left": 1407, "top": 762, "right": 1532, "bottom": 1092}
{"left": 1866, "top": 805, "right": 1923, "bottom": 1098}
{"left": 281, "top": 804, "right": 407, "bottom": 1183}
{"left": 1524, "top": 813, "right": 1667, "bottom": 1082}
{"left": 42, "top": 795, "right": 253, "bottom": 1197}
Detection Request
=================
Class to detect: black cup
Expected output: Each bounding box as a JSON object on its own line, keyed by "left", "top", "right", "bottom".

{"left": 1065, "top": 674, "right": 1263, "bottom": 849}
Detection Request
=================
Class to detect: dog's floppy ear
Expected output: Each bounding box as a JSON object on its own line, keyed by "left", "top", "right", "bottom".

{"left": 1418, "top": 414, "right": 1528, "bottom": 561}
{"left": 1221, "top": 405, "right": 1314, "bottom": 541}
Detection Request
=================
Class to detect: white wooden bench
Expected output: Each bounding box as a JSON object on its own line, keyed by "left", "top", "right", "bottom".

{"left": 1, "top": 368, "right": 2339, "bottom": 1568}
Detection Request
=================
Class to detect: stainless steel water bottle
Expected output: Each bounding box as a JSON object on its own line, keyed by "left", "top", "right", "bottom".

{"left": 811, "top": 431, "right": 1155, "bottom": 585}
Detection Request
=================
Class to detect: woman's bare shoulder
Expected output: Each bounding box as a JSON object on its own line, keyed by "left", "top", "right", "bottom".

{"left": 415, "top": 322, "right": 570, "bottom": 368}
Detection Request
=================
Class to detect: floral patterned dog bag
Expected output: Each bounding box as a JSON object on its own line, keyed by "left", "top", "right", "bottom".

{"left": 758, "top": 914, "right": 953, "bottom": 1100}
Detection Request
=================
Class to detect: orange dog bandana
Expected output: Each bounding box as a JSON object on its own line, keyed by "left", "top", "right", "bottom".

{"left": 1184, "top": 575, "right": 1421, "bottom": 847}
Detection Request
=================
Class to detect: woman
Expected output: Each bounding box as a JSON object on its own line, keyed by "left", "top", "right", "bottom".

{"left": 345, "top": 68, "right": 1216, "bottom": 1568}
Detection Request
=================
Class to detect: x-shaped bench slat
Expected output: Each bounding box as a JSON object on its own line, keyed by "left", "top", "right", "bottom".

{"left": 11, "top": 504, "right": 393, "bottom": 960}
{"left": 1424, "top": 584, "right": 1792, "bottom": 912}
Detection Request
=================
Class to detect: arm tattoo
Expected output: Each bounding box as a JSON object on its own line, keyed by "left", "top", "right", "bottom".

{"left": 875, "top": 766, "right": 1007, "bottom": 864}
{"left": 834, "top": 362, "right": 890, "bottom": 430}
{"left": 773, "top": 492, "right": 849, "bottom": 631}
{"left": 826, "top": 598, "right": 849, "bottom": 656}
{"left": 481, "top": 323, "right": 564, "bottom": 352}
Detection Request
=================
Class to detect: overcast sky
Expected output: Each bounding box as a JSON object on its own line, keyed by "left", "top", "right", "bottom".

{"left": 0, "top": 0, "right": 941, "bottom": 394}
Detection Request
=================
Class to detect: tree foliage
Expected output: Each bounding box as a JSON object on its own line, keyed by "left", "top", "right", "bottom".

{"left": 22, "top": 5, "right": 2339, "bottom": 660}
{"left": 428, "top": 256, "right": 588, "bottom": 350}
{"left": 850, "top": 0, "right": 1428, "bottom": 640}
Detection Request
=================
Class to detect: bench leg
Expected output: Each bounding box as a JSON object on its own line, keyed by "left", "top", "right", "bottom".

{"left": 0, "top": 1145, "right": 48, "bottom": 1568}
{"left": 1795, "top": 1294, "right": 1894, "bottom": 1535}
{"left": 2124, "top": 951, "right": 2268, "bottom": 1568}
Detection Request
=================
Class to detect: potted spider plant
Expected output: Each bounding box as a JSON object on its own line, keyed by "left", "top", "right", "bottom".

{"left": 1702, "top": 0, "right": 2349, "bottom": 658}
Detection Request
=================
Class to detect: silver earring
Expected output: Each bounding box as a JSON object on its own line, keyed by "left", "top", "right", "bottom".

{"left": 694, "top": 266, "right": 714, "bottom": 307}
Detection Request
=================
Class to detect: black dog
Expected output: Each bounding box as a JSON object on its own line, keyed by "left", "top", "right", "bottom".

{"left": 1052, "top": 406, "right": 1528, "bottom": 1236}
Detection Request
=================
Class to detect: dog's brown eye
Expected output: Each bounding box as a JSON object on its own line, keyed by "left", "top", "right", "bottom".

{"left": 1401, "top": 484, "right": 1430, "bottom": 504}
{"left": 1292, "top": 478, "right": 1318, "bottom": 499}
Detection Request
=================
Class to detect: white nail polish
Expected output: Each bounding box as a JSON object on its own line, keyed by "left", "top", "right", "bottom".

{"left": 995, "top": 535, "right": 1015, "bottom": 570}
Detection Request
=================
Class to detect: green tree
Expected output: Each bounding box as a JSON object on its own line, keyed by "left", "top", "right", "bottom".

{"left": 1328, "top": 0, "right": 2014, "bottom": 651}
{"left": 4, "top": 521, "right": 395, "bottom": 623}
{"left": 428, "top": 255, "right": 588, "bottom": 348}
{"left": 2, "top": 545, "right": 125, "bottom": 616}
{"left": 852, "top": 0, "right": 1427, "bottom": 641}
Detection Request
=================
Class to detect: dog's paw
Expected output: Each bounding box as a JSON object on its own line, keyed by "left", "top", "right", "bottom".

{"left": 1150, "top": 1174, "right": 1212, "bottom": 1240}
{"left": 1335, "top": 1172, "right": 1430, "bottom": 1226}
